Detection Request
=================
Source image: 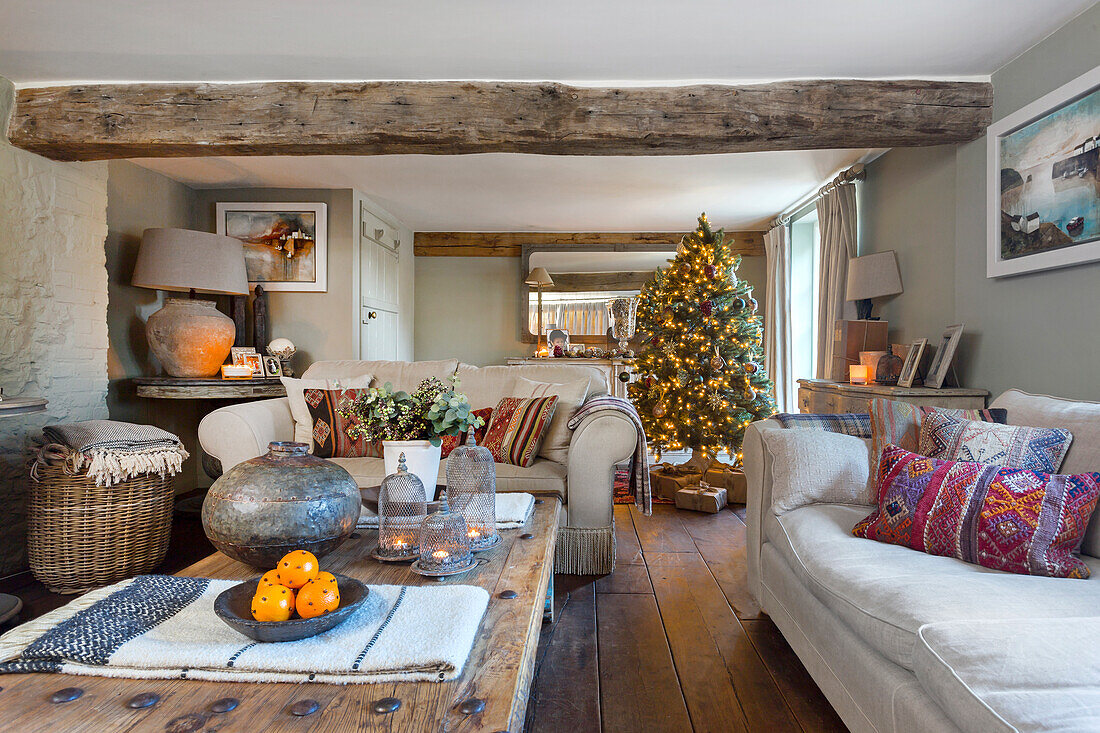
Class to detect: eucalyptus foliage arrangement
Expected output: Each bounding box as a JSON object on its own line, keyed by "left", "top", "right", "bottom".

{"left": 339, "top": 374, "right": 484, "bottom": 446}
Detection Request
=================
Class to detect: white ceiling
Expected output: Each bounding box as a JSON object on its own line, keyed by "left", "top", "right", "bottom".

{"left": 0, "top": 0, "right": 1093, "bottom": 84}
{"left": 132, "top": 150, "right": 879, "bottom": 231}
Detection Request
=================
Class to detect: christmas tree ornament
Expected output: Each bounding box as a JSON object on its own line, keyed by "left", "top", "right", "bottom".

{"left": 704, "top": 263, "right": 717, "bottom": 280}
{"left": 708, "top": 390, "right": 723, "bottom": 409}
{"left": 748, "top": 297, "right": 758, "bottom": 313}
{"left": 710, "top": 347, "right": 725, "bottom": 371}
{"left": 653, "top": 401, "right": 667, "bottom": 418}
{"left": 744, "top": 361, "right": 758, "bottom": 374}
{"left": 732, "top": 297, "right": 746, "bottom": 311}
{"left": 617, "top": 370, "right": 631, "bottom": 383}
{"left": 743, "top": 387, "right": 756, "bottom": 401}
{"left": 701, "top": 299, "right": 713, "bottom": 317}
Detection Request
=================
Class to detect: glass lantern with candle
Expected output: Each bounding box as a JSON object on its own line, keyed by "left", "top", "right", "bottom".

{"left": 411, "top": 489, "right": 476, "bottom": 578}
{"left": 446, "top": 433, "right": 500, "bottom": 551}
{"left": 371, "top": 453, "right": 426, "bottom": 562}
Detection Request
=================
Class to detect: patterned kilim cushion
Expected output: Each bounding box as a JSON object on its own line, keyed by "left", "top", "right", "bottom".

{"left": 440, "top": 407, "right": 494, "bottom": 458}
{"left": 774, "top": 413, "right": 872, "bottom": 437}
{"left": 482, "top": 397, "right": 558, "bottom": 467}
{"left": 853, "top": 445, "right": 1100, "bottom": 578}
{"left": 304, "top": 388, "right": 378, "bottom": 459}
{"left": 869, "top": 398, "right": 1007, "bottom": 465}
{"left": 919, "top": 411, "right": 1073, "bottom": 473}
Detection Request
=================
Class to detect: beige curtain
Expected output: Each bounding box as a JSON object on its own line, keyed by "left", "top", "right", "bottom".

{"left": 815, "top": 183, "right": 858, "bottom": 379}
{"left": 763, "top": 223, "right": 793, "bottom": 411}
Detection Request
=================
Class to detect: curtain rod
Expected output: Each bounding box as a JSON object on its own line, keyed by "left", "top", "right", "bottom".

{"left": 767, "top": 162, "right": 866, "bottom": 230}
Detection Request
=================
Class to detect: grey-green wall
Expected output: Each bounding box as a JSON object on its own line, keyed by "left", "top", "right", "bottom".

{"left": 862, "top": 3, "right": 1100, "bottom": 401}
{"left": 414, "top": 253, "right": 768, "bottom": 366}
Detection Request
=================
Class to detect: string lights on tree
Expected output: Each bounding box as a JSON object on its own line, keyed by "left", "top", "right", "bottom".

{"left": 629, "top": 214, "right": 777, "bottom": 471}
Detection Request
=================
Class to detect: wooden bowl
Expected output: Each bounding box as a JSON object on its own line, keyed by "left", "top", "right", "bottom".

{"left": 214, "top": 573, "right": 369, "bottom": 643}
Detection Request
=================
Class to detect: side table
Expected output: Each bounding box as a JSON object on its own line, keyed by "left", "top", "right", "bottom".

{"left": 132, "top": 377, "right": 287, "bottom": 480}
{"left": 797, "top": 378, "right": 988, "bottom": 413}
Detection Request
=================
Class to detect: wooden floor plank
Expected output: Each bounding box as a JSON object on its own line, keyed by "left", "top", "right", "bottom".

{"left": 745, "top": 617, "right": 848, "bottom": 733}
{"left": 678, "top": 508, "right": 762, "bottom": 619}
{"left": 613, "top": 504, "right": 644, "bottom": 566}
{"left": 629, "top": 504, "right": 696, "bottom": 554}
{"left": 525, "top": 578, "right": 600, "bottom": 733}
{"left": 648, "top": 552, "right": 800, "bottom": 733}
{"left": 596, "top": 593, "right": 692, "bottom": 733}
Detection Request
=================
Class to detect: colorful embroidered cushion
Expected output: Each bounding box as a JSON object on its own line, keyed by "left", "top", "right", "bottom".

{"left": 303, "top": 388, "right": 375, "bottom": 459}
{"left": 869, "top": 398, "right": 1007, "bottom": 464}
{"left": 281, "top": 374, "right": 373, "bottom": 448}
{"left": 919, "top": 411, "right": 1073, "bottom": 474}
{"left": 853, "top": 445, "right": 1100, "bottom": 578}
{"left": 482, "top": 397, "right": 558, "bottom": 467}
{"left": 440, "top": 407, "right": 494, "bottom": 458}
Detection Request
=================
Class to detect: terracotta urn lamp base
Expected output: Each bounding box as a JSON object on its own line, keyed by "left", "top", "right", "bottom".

{"left": 146, "top": 298, "right": 236, "bottom": 378}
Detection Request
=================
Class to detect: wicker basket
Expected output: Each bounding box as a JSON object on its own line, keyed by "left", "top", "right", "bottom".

{"left": 27, "top": 460, "right": 174, "bottom": 594}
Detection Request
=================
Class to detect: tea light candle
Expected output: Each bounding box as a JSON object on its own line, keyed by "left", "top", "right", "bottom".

{"left": 432, "top": 549, "right": 450, "bottom": 560}
{"left": 849, "top": 365, "right": 872, "bottom": 385}
{"left": 468, "top": 528, "right": 481, "bottom": 540}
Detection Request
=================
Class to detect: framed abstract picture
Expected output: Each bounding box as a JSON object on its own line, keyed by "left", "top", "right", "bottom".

{"left": 216, "top": 202, "right": 327, "bottom": 291}
{"left": 987, "top": 64, "right": 1100, "bottom": 277}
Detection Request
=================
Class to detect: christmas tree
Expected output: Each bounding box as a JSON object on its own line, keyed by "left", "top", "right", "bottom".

{"left": 628, "top": 214, "right": 777, "bottom": 470}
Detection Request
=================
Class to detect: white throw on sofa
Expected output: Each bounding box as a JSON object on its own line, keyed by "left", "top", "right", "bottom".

{"left": 198, "top": 359, "right": 638, "bottom": 575}
{"left": 743, "top": 389, "right": 1100, "bottom": 733}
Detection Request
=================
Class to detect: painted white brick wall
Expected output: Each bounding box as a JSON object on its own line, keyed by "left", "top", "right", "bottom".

{"left": 0, "top": 143, "right": 109, "bottom": 576}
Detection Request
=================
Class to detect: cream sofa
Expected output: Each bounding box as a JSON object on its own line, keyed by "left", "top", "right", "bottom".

{"left": 198, "top": 359, "right": 638, "bottom": 575}
{"left": 743, "top": 390, "right": 1100, "bottom": 733}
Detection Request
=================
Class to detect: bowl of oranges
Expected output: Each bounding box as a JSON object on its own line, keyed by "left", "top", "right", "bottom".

{"left": 213, "top": 550, "right": 369, "bottom": 643}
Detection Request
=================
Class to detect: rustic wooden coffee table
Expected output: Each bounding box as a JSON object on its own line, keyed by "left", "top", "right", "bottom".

{"left": 1, "top": 498, "right": 560, "bottom": 732}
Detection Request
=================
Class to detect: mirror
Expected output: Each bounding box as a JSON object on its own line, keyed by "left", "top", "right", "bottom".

{"left": 520, "top": 244, "right": 677, "bottom": 345}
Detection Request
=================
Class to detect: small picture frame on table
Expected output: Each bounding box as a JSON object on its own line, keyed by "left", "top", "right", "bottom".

{"left": 239, "top": 353, "right": 264, "bottom": 378}
{"left": 262, "top": 356, "right": 282, "bottom": 378}
{"left": 897, "top": 338, "right": 928, "bottom": 388}
{"left": 230, "top": 347, "right": 256, "bottom": 363}
{"left": 925, "top": 325, "right": 965, "bottom": 389}
{"left": 546, "top": 328, "right": 570, "bottom": 355}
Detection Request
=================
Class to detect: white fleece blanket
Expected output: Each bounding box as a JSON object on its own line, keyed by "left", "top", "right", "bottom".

{"left": 0, "top": 576, "right": 489, "bottom": 685}
{"left": 358, "top": 491, "right": 535, "bottom": 530}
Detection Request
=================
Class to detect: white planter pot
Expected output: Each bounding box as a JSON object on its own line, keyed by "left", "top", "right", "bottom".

{"left": 382, "top": 440, "right": 442, "bottom": 500}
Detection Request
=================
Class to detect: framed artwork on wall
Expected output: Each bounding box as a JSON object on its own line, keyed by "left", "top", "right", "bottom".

{"left": 925, "top": 325, "right": 964, "bottom": 389}
{"left": 987, "top": 64, "right": 1100, "bottom": 278}
{"left": 897, "top": 338, "right": 928, "bottom": 388}
{"left": 216, "top": 202, "right": 328, "bottom": 291}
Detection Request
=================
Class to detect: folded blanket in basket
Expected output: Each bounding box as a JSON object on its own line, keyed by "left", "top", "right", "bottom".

{"left": 41, "top": 420, "right": 188, "bottom": 486}
{"left": 0, "top": 575, "right": 489, "bottom": 684}
{"left": 358, "top": 492, "right": 535, "bottom": 530}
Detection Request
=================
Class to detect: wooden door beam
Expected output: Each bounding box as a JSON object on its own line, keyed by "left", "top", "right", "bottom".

{"left": 7, "top": 80, "right": 992, "bottom": 162}
{"left": 413, "top": 231, "right": 766, "bottom": 257}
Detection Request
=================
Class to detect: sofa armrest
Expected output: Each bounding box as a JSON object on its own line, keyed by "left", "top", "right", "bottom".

{"left": 198, "top": 398, "right": 295, "bottom": 472}
{"left": 743, "top": 418, "right": 782, "bottom": 604}
{"left": 566, "top": 409, "right": 638, "bottom": 529}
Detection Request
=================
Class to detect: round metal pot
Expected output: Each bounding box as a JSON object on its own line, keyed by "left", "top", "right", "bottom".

{"left": 202, "top": 442, "right": 360, "bottom": 568}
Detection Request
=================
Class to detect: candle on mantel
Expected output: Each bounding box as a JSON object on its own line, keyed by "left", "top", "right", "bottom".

{"left": 849, "top": 364, "right": 872, "bottom": 385}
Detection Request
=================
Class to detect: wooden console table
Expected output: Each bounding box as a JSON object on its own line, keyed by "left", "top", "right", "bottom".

{"left": 133, "top": 377, "right": 286, "bottom": 400}
{"left": 1, "top": 499, "right": 560, "bottom": 732}
{"left": 797, "top": 378, "right": 988, "bottom": 414}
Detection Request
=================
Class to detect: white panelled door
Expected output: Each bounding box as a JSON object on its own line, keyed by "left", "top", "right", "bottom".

{"left": 358, "top": 202, "right": 400, "bottom": 360}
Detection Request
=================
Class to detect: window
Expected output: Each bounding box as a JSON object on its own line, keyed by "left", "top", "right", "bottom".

{"left": 789, "top": 208, "right": 821, "bottom": 390}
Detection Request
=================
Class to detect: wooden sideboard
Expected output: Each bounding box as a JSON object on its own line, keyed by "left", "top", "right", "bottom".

{"left": 505, "top": 357, "right": 633, "bottom": 399}
{"left": 797, "top": 379, "right": 988, "bottom": 414}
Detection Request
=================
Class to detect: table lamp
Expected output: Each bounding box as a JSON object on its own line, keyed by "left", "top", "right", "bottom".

{"left": 846, "top": 251, "right": 902, "bottom": 320}
{"left": 132, "top": 228, "right": 249, "bottom": 378}
{"left": 524, "top": 267, "right": 554, "bottom": 354}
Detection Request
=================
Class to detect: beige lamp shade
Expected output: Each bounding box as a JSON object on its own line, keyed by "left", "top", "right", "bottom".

{"left": 524, "top": 267, "right": 554, "bottom": 287}
{"left": 133, "top": 228, "right": 249, "bottom": 295}
{"left": 846, "top": 251, "right": 903, "bottom": 301}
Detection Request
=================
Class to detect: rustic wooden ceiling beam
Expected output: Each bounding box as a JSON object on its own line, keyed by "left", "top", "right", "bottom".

{"left": 8, "top": 80, "right": 992, "bottom": 162}
{"left": 413, "top": 231, "right": 766, "bottom": 257}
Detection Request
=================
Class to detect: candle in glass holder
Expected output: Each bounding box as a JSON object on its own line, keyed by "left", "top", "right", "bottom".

{"left": 849, "top": 364, "right": 872, "bottom": 385}
{"left": 468, "top": 528, "right": 481, "bottom": 540}
{"left": 432, "top": 549, "right": 450, "bottom": 560}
